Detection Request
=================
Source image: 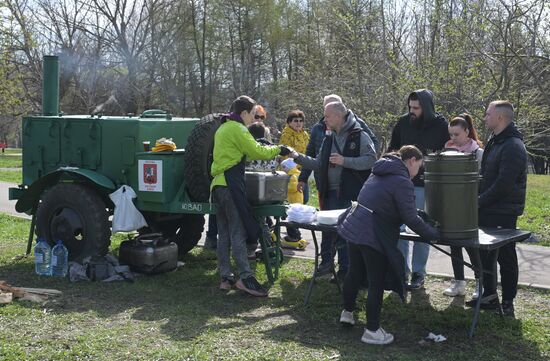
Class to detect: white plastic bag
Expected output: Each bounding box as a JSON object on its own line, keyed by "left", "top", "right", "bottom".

{"left": 317, "top": 209, "right": 348, "bottom": 225}
{"left": 286, "top": 204, "right": 317, "bottom": 223}
{"left": 109, "top": 185, "right": 148, "bottom": 233}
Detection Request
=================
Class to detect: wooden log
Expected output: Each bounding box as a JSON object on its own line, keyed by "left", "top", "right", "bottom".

{"left": 20, "top": 293, "right": 48, "bottom": 303}
{"left": 0, "top": 282, "right": 62, "bottom": 298}
{"left": 0, "top": 283, "right": 25, "bottom": 298}
{"left": 0, "top": 292, "right": 13, "bottom": 304}
{"left": 18, "top": 287, "right": 62, "bottom": 296}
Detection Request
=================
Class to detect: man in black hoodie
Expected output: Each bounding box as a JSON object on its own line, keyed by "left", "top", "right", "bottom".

{"left": 388, "top": 89, "right": 449, "bottom": 289}
{"left": 465, "top": 101, "right": 527, "bottom": 317}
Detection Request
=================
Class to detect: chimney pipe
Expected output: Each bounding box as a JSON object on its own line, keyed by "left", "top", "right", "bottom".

{"left": 42, "top": 55, "right": 59, "bottom": 116}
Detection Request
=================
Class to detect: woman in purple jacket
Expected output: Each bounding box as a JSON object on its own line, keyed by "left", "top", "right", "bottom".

{"left": 337, "top": 145, "right": 440, "bottom": 345}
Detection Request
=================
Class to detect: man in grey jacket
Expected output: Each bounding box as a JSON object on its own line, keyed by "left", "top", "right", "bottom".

{"left": 288, "top": 101, "right": 377, "bottom": 280}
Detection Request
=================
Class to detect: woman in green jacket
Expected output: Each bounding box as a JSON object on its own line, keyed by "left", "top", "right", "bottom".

{"left": 211, "top": 95, "right": 291, "bottom": 297}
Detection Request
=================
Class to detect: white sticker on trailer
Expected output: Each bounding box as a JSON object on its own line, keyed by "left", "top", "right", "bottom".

{"left": 138, "top": 160, "right": 163, "bottom": 192}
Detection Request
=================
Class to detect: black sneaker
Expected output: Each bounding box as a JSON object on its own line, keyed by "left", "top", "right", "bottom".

{"left": 219, "top": 276, "right": 235, "bottom": 291}
{"left": 466, "top": 293, "right": 499, "bottom": 309}
{"left": 500, "top": 300, "right": 515, "bottom": 317}
{"left": 236, "top": 276, "right": 268, "bottom": 297}
{"left": 247, "top": 248, "right": 257, "bottom": 260}
{"left": 408, "top": 272, "right": 425, "bottom": 290}
{"left": 316, "top": 262, "right": 333, "bottom": 276}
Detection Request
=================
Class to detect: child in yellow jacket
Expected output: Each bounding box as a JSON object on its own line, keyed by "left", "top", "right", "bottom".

{"left": 281, "top": 158, "right": 308, "bottom": 249}
{"left": 281, "top": 158, "right": 303, "bottom": 204}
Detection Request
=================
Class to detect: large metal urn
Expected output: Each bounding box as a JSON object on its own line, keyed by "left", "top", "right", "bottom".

{"left": 424, "top": 150, "right": 479, "bottom": 240}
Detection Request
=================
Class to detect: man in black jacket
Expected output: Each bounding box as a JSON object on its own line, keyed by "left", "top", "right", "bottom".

{"left": 466, "top": 101, "right": 527, "bottom": 317}
{"left": 388, "top": 89, "right": 449, "bottom": 289}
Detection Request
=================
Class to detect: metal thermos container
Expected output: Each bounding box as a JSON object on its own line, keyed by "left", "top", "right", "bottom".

{"left": 424, "top": 150, "right": 479, "bottom": 240}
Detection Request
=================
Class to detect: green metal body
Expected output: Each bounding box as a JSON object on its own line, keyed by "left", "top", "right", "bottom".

{"left": 10, "top": 55, "right": 288, "bottom": 281}
{"left": 16, "top": 113, "right": 203, "bottom": 214}
{"left": 424, "top": 151, "right": 479, "bottom": 240}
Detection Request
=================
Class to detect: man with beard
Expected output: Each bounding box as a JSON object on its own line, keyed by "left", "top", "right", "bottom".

{"left": 388, "top": 89, "right": 449, "bottom": 290}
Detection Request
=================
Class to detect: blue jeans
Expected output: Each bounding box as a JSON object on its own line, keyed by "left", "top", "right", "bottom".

{"left": 397, "top": 187, "right": 430, "bottom": 276}
{"left": 320, "top": 190, "right": 351, "bottom": 273}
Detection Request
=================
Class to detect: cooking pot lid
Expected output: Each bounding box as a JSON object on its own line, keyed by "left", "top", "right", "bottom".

{"left": 429, "top": 149, "right": 476, "bottom": 158}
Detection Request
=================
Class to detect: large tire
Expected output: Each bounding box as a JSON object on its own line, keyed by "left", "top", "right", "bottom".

{"left": 172, "top": 214, "right": 205, "bottom": 255}
{"left": 183, "top": 113, "right": 222, "bottom": 201}
{"left": 149, "top": 214, "right": 205, "bottom": 256}
{"left": 35, "top": 183, "right": 111, "bottom": 262}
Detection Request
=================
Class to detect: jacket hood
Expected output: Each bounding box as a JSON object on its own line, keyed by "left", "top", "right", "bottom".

{"left": 220, "top": 112, "right": 244, "bottom": 125}
{"left": 336, "top": 110, "right": 362, "bottom": 135}
{"left": 407, "top": 89, "right": 437, "bottom": 123}
{"left": 372, "top": 155, "right": 410, "bottom": 178}
{"left": 493, "top": 122, "right": 523, "bottom": 142}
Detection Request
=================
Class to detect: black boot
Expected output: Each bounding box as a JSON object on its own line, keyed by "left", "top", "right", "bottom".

{"left": 500, "top": 299, "right": 515, "bottom": 318}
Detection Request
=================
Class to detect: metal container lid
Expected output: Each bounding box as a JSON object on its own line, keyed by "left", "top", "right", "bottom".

{"left": 427, "top": 150, "right": 477, "bottom": 160}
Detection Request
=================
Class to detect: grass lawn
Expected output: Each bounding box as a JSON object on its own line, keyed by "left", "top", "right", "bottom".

{"left": 518, "top": 175, "right": 550, "bottom": 246}
{"left": 1, "top": 148, "right": 21, "bottom": 155}
{"left": 0, "top": 214, "right": 549, "bottom": 361}
{"left": 0, "top": 154, "right": 22, "bottom": 168}
{"left": 0, "top": 170, "right": 22, "bottom": 184}
{"left": 0, "top": 151, "right": 22, "bottom": 183}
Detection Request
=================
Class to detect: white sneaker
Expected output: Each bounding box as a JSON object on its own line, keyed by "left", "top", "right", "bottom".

{"left": 340, "top": 310, "right": 355, "bottom": 326}
{"left": 443, "top": 279, "right": 467, "bottom": 297}
{"left": 472, "top": 279, "right": 483, "bottom": 299}
{"left": 361, "top": 327, "right": 394, "bottom": 345}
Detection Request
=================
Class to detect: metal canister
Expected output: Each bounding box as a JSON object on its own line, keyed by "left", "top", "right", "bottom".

{"left": 424, "top": 150, "right": 479, "bottom": 240}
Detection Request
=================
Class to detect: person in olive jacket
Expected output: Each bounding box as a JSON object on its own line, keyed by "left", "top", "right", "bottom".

{"left": 465, "top": 101, "right": 527, "bottom": 317}
{"left": 388, "top": 89, "right": 449, "bottom": 290}
{"left": 337, "top": 145, "right": 440, "bottom": 345}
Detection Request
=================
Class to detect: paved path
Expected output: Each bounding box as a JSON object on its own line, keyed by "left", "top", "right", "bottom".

{"left": 1, "top": 180, "right": 548, "bottom": 289}
{"left": 0, "top": 181, "right": 30, "bottom": 219}
{"left": 199, "top": 215, "right": 550, "bottom": 290}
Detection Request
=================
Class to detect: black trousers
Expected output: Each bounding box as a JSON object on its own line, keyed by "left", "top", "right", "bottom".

{"left": 450, "top": 246, "right": 465, "bottom": 280}
{"left": 478, "top": 213, "right": 518, "bottom": 301}
{"left": 343, "top": 242, "right": 389, "bottom": 331}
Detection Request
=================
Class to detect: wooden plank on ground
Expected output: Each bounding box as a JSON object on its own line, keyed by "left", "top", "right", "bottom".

{"left": 18, "top": 287, "right": 62, "bottom": 296}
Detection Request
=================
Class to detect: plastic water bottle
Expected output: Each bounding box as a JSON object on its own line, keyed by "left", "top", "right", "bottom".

{"left": 51, "top": 240, "right": 68, "bottom": 277}
{"left": 34, "top": 238, "right": 51, "bottom": 276}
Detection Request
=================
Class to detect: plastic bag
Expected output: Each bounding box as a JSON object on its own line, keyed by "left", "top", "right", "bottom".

{"left": 152, "top": 137, "right": 177, "bottom": 152}
{"left": 286, "top": 203, "right": 317, "bottom": 223}
{"left": 109, "top": 185, "right": 148, "bottom": 232}
{"left": 317, "top": 209, "right": 348, "bottom": 225}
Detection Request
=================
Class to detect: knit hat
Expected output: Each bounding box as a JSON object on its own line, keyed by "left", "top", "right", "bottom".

{"left": 281, "top": 158, "right": 297, "bottom": 172}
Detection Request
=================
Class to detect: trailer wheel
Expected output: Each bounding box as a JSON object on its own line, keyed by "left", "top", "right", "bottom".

{"left": 159, "top": 214, "right": 205, "bottom": 256}
{"left": 183, "top": 114, "right": 222, "bottom": 201}
{"left": 35, "top": 183, "right": 111, "bottom": 261}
